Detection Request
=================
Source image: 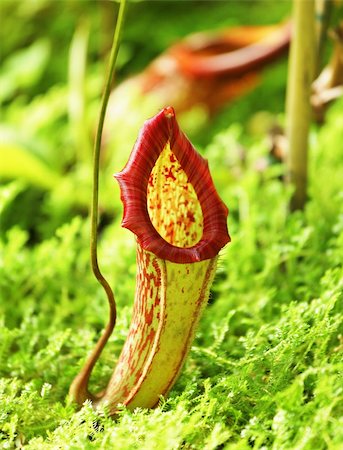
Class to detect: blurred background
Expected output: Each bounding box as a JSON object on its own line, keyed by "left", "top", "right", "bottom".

{"left": 0, "top": 0, "right": 296, "bottom": 243}
{"left": 1, "top": 4, "right": 343, "bottom": 446}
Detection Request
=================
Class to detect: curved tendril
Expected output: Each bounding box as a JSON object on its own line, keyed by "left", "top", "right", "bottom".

{"left": 69, "top": 0, "right": 127, "bottom": 406}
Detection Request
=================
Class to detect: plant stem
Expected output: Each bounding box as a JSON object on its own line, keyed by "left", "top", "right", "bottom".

{"left": 91, "top": 0, "right": 126, "bottom": 302}
{"left": 286, "top": 0, "right": 316, "bottom": 211}
{"left": 69, "top": 0, "right": 127, "bottom": 406}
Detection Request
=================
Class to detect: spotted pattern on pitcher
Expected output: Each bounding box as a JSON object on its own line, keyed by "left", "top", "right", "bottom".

{"left": 103, "top": 245, "right": 164, "bottom": 405}
{"left": 70, "top": 107, "right": 230, "bottom": 414}
{"left": 147, "top": 144, "right": 203, "bottom": 248}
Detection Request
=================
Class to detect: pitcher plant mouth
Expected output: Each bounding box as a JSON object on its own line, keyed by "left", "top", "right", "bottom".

{"left": 115, "top": 106, "right": 230, "bottom": 263}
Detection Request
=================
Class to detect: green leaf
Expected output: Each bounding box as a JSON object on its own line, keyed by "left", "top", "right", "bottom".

{"left": 0, "top": 39, "right": 50, "bottom": 102}
{"left": 0, "top": 142, "right": 60, "bottom": 190}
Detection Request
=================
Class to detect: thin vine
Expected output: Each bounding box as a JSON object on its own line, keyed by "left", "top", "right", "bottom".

{"left": 69, "top": 0, "right": 127, "bottom": 405}
{"left": 91, "top": 0, "right": 127, "bottom": 330}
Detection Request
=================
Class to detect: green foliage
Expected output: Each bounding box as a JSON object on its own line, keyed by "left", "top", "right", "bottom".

{"left": 1, "top": 99, "right": 343, "bottom": 448}
{"left": 1, "top": 1, "right": 342, "bottom": 449}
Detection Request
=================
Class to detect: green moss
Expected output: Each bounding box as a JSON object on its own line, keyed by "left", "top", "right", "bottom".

{"left": 1, "top": 99, "right": 342, "bottom": 449}
{"left": 1, "top": 1, "right": 342, "bottom": 448}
